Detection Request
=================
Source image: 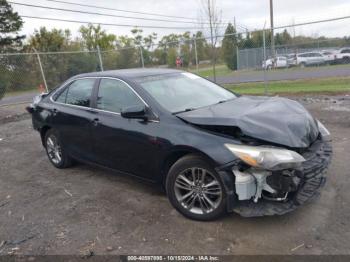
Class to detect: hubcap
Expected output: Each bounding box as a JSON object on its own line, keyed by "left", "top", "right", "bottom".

{"left": 46, "top": 135, "right": 62, "bottom": 164}
{"left": 174, "top": 167, "right": 222, "bottom": 215}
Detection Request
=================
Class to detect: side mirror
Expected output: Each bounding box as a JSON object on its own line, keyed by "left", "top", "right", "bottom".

{"left": 121, "top": 105, "right": 148, "bottom": 120}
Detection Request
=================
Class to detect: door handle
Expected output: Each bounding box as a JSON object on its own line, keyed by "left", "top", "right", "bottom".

{"left": 92, "top": 118, "right": 99, "bottom": 126}
{"left": 52, "top": 108, "right": 58, "bottom": 116}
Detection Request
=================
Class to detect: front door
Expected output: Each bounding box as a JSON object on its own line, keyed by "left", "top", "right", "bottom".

{"left": 90, "top": 78, "right": 160, "bottom": 179}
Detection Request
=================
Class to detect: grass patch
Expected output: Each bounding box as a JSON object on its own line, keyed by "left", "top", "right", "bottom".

{"left": 224, "top": 77, "right": 350, "bottom": 95}
{"left": 4, "top": 88, "right": 38, "bottom": 97}
{"left": 189, "top": 64, "right": 232, "bottom": 78}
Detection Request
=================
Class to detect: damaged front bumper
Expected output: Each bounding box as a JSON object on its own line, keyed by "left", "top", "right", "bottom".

{"left": 218, "top": 136, "right": 332, "bottom": 217}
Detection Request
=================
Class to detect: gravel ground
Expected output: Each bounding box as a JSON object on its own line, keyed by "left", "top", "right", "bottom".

{"left": 0, "top": 94, "right": 349, "bottom": 255}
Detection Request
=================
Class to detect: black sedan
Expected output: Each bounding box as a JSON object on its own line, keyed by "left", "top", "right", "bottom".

{"left": 27, "top": 69, "right": 332, "bottom": 221}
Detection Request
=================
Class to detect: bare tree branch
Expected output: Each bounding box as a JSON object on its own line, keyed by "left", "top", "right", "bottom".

{"left": 200, "top": 0, "right": 222, "bottom": 82}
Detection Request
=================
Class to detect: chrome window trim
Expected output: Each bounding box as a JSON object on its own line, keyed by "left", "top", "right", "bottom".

{"left": 50, "top": 76, "right": 152, "bottom": 117}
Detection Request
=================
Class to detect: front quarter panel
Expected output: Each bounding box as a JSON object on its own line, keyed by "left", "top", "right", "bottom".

{"left": 157, "top": 117, "right": 240, "bottom": 171}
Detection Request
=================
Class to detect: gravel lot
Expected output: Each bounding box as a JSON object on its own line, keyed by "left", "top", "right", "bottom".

{"left": 0, "top": 94, "right": 349, "bottom": 255}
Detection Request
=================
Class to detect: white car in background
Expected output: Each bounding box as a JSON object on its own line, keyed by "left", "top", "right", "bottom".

{"left": 321, "top": 50, "right": 337, "bottom": 64}
{"left": 294, "top": 52, "right": 326, "bottom": 67}
{"left": 262, "top": 56, "right": 288, "bottom": 69}
{"left": 335, "top": 47, "right": 350, "bottom": 63}
{"left": 286, "top": 54, "right": 297, "bottom": 67}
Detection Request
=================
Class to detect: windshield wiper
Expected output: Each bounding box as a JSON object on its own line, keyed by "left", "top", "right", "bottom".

{"left": 173, "top": 108, "right": 197, "bottom": 115}
{"left": 216, "top": 98, "right": 233, "bottom": 104}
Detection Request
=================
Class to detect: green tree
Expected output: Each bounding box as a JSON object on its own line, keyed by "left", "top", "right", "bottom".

{"left": 28, "top": 27, "right": 71, "bottom": 89}
{"left": 167, "top": 48, "right": 177, "bottom": 67}
{"left": 193, "top": 31, "right": 208, "bottom": 64}
{"left": 143, "top": 33, "right": 157, "bottom": 65}
{"left": 275, "top": 29, "right": 292, "bottom": 46}
{"left": 28, "top": 27, "right": 102, "bottom": 89}
{"left": 0, "top": 0, "right": 25, "bottom": 99}
{"left": 29, "top": 27, "right": 67, "bottom": 52}
{"left": 222, "top": 23, "right": 238, "bottom": 70}
{"left": 116, "top": 35, "right": 137, "bottom": 68}
{"left": 0, "top": 0, "right": 24, "bottom": 50}
{"left": 79, "top": 24, "right": 116, "bottom": 51}
{"left": 180, "top": 32, "right": 191, "bottom": 67}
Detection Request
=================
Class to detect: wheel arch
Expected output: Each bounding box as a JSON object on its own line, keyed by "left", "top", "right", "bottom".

{"left": 160, "top": 146, "right": 217, "bottom": 186}
{"left": 40, "top": 125, "right": 52, "bottom": 146}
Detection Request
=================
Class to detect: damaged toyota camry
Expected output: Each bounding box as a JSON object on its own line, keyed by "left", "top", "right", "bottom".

{"left": 27, "top": 69, "right": 332, "bottom": 221}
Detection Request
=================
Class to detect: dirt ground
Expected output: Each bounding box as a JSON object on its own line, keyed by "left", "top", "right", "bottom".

{"left": 0, "top": 94, "right": 350, "bottom": 255}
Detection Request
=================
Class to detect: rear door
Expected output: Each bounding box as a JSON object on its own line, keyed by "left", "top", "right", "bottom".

{"left": 51, "top": 78, "right": 97, "bottom": 161}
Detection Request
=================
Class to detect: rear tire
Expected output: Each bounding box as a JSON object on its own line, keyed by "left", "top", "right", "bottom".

{"left": 44, "top": 129, "right": 73, "bottom": 169}
{"left": 166, "top": 154, "right": 227, "bottom": 221}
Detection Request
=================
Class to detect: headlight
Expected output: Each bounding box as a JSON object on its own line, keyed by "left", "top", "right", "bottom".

{"left": 224, "top": 144, "right": 305, "bottom": 170}
{"left": 317, "top": 120, "right": 330, "bottom": 138}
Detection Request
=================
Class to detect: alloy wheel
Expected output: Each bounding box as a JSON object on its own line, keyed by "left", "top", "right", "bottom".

{"left": 46, "top": 135, "right": 62, "bottom": 165}
{"left": 174, "top": 167, "right": 223, "bottom": 215}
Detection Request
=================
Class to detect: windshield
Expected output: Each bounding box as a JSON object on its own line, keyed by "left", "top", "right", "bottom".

{"left": 135, "top": 72, "right": 236, "bottom": 113}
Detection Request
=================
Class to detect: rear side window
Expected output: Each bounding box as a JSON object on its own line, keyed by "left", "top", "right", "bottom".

{"left": 96, "top": 79, "right": 144, "bottom": 113}
{"left": 56, "top": 79, "right": 95, "bottom": 107}
{"left": 55, "top": 87, "right": 68, "bottom": 103}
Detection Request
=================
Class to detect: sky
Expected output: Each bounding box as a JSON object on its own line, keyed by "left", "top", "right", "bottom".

{"left": 10, "top": 0, "right": 350, "bottom": 41}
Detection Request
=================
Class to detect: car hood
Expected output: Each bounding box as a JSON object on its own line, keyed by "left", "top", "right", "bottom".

{"left": 176, "top": 96, "right": 319, "bottom": 148}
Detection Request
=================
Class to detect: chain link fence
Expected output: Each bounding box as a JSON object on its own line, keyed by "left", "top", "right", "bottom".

{"left": 237, "top": 38, "right": 348, "bottom": 70}
{"left": 1, "top": 16, "right": 350, "bottom": 105}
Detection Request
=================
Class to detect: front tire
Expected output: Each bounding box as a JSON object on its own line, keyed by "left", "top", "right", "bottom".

{"left": 166, "top": 154, "right": 227, "bottom": 221}
{"left": 44, "top": 129, "right": 73, "bottom": 169}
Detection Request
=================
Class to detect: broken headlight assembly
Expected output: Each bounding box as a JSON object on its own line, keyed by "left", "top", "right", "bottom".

{"left": 224, "top": 144, "right": 305, "bottom": 171}
{"left": 225, "top": 144, "right": 305, "bottom": 202}
{"left": 317, "top": 120, "right": 330, "bottom": 138}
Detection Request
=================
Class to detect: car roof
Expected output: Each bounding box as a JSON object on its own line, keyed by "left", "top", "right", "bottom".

{"left": 73, "top": 68, "right": 182, "bottom": 80}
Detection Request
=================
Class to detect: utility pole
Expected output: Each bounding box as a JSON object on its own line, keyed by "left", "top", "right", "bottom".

{"left": 139, "top": 46, "right": 144, "bottom": 68}
{"left": 193, "top": 35, "right": 199, "bottom": 72}
{"left": 269, "top": 0, "right": 275, "bottom": 66}
{"left": 32, "top": 48, "right": 48, "bottom": 92}
{"left": 97, "top": 45, "right": 104, "bottom": 71}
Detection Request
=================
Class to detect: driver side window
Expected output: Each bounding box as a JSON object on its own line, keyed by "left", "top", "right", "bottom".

{"left": 96, "top": 78, "right": 144, "bottom": 113}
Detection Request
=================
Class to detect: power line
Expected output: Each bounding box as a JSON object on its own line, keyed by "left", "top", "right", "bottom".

{"left": 43, "top": 0, "right": 249, "bottom": 27}
{"left": 43, "top": 0, "right": 197, "bottom": 21}
{"left": 20, "top": 15, "right": 227, "bottom": 30}
{"left": 10, "top": 1, "right": 240, "bottom": 26}
{"left": 274, "top": 15, "right": 350, "bottom": 30}
{"left": 10, "top": 1, "right": 203, "bottom": 24}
